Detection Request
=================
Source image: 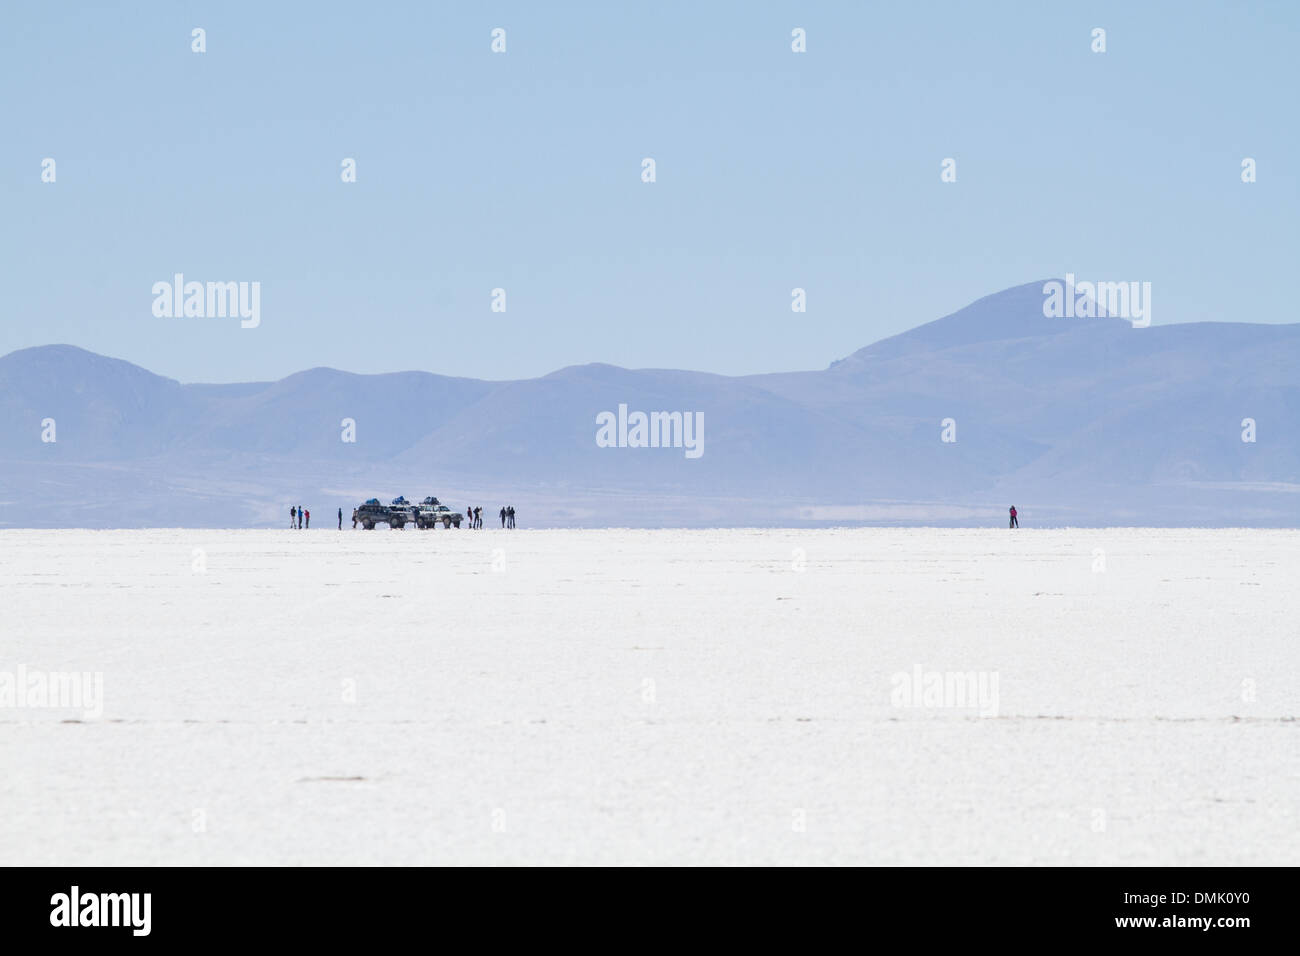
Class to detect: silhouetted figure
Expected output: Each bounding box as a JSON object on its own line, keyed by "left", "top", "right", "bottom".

{"left": 507, "top": 505, "right": 515, "bottom": 528}
{"left": 305, "top": 509, "right": 310, "bottom": 529}
{"left": 290, "top": 506, "right": 296, "bottom": 529}
{"left": 338, "top": 507, "right": 343, "bottom": 530}
{"left": 1009, "top": 506, "right": 1018, "bottom": 529}
{"left": 500, "top": 506, "right": 506, "bottom": 528}
{"left": 297, "top": 505, "right": 303, "bottom": 529}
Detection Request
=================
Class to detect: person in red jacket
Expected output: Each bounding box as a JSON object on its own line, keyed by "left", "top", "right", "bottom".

{"left": 1009, "top": 506, "right": 1018, "bottom": 529}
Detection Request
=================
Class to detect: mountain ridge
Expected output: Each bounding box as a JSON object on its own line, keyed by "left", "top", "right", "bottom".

{"left": 2, "top": 280, "right": 1297, "bottom": 528}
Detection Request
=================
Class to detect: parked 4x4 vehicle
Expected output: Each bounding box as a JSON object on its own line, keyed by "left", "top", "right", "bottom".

{"left": 355, "top": 497, "right": 414, "bottom": 529}
{"left": 414, "top": 497, "right": 462, "bottom": 529}
{"left": 354, "top": 498, "right": 393, "bottom": 529}
{"left": 387, "top": 497, "right": 416, "bottom": 529}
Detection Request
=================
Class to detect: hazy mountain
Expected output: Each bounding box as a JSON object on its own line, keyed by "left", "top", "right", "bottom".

{"left": 2, "top": 281, "right": 1296, "bottom": 527}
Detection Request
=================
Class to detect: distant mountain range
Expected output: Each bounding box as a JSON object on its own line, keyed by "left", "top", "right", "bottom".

{"left": 2, "top": 280, "right": 1296, "bottom": 527}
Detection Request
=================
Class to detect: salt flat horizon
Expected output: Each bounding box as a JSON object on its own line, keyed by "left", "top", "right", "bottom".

{"left": 5, "top": 524, "right": 1297, "bottom": 532}
{"left": 3, "top": 527, "right": 1296, "bottom": 865}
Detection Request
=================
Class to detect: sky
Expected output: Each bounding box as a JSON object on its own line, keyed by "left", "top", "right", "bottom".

{"left": 1, "top": 0, "right": 1296, "bottom": 384}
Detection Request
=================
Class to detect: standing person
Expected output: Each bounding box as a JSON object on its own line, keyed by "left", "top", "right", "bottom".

{"left": 290, "top": 505, "right": 296, "bottom": 529}
{"left": 475, "top": 506, "right": 482, "bottom": 529}
{"left": 500, "top": 506, "right": 507, "bottom": 528}
{"left": 305, "top": 509, "right": 310, "bottom": 529}
{"left": 466, "top": 506, "right": 472, "bottom": 530}
{"left": 338, "top": 507, "right": 343, "bottom": 530}
{"left": 507, "top": 505, "right": 515, "bottom": 528}
{"left": 352, "top": 508, "right": 358, "bottom": 529}
{"left": 1009, "top": 506, "right": 1018, "bottom": 529}
{"left": 297, "top": 505, "right": 303, "bottom": 529}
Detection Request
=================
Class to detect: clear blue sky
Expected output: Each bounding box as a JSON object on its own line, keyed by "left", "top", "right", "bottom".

{"left": 2, "top": 1, "right": 1295, "bottom": 383}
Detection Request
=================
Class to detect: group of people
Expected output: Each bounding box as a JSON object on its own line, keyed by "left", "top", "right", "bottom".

{"left": 461, "top": 506, "right": 517, "bottom": 529}
{"left": 291, "top": 506, "right": 347, "bottom": 529}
